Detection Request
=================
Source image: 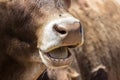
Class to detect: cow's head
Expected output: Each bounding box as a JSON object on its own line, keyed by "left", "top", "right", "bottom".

{"left": 36, "top": 0, "right": 84, "bottom": 68}
{"left": 7, "top": 0, "right": 84, "bottom": 68}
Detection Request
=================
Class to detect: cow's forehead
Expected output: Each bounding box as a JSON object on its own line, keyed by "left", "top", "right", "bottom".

{"left": 27, "top": 0, "right": 66, "bottom": 9}
{"left": 24, "top": 0, "right": 68, "bottom": 17}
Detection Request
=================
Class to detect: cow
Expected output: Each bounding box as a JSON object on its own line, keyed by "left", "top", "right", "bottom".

{"left": 0, "top": 0, "right": 84, "bottom": 80}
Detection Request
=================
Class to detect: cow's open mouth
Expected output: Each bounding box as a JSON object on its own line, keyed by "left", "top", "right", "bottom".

{"left": 39, "top": 47, "right": 73, "bottom": 68}
{"left": 46, "top": 47, "right": 71, "bottom": 59}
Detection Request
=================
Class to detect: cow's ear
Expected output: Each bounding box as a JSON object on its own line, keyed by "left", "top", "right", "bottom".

{"left": 63, "top": 0, "right": 71, "bottom": 9}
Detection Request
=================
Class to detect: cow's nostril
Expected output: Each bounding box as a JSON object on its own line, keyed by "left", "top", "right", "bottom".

{"left": 53, "top": 24, "right": 67, "bottom": 35}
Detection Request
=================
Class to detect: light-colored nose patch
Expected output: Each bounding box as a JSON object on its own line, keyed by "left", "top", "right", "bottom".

{"left": 38, "top": 16, "right": 80, "bottom": 52}
{"left": 56, "top": 17, "right": 80, "bottom": 27}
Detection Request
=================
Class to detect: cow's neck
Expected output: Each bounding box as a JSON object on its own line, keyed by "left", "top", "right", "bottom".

{"left": 20, "top": 62, "right": 46, "bottom": 80}
{"left": 0, "top": 57, "right": 46, "bottom": 80}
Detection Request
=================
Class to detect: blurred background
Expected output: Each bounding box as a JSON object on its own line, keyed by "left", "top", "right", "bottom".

{"left": 68, "top": 0, "right": 120, "bottom": 80}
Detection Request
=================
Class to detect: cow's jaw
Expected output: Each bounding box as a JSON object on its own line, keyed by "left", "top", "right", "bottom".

{"left": 39, "top": 47, "right": 73, "bottom": 68}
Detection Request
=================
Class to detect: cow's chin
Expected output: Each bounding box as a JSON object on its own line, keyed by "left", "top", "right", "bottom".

{"left": 39, "top": 47, "right": 73, "bottom": 68}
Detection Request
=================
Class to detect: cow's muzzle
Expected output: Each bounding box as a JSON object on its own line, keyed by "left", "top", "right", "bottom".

{"left": 53, "top": 21, "right": 84, "bottom": 47}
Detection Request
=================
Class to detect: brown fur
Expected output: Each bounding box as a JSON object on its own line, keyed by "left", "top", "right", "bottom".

{"left": 0, "top": 0, "right": 71, "bottom": 80}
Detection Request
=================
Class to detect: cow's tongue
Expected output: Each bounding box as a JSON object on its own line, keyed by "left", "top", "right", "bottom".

{"left": 48, "top": 47, "right": 68, "bottom": 59}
